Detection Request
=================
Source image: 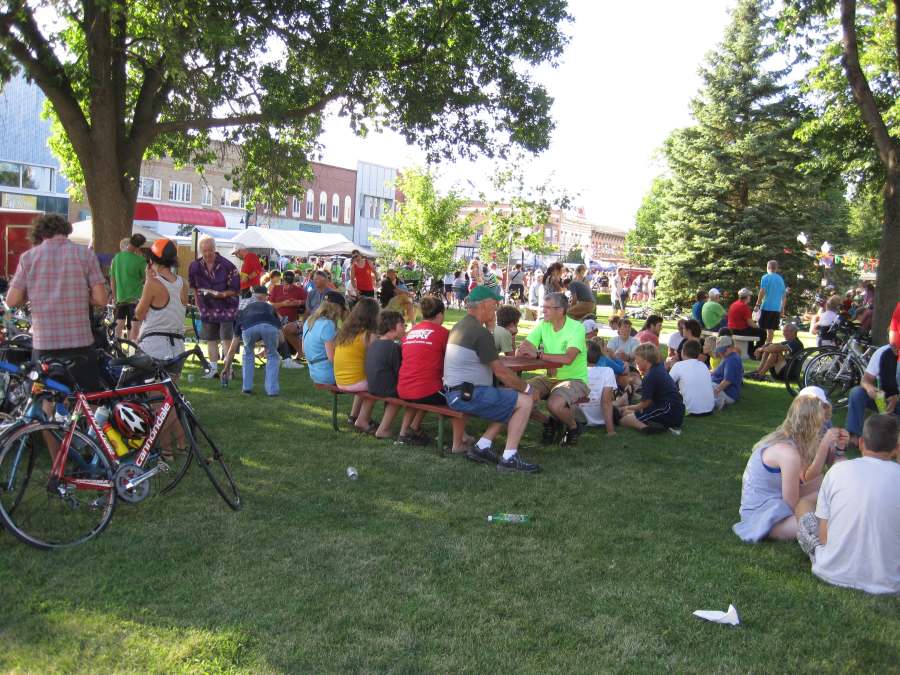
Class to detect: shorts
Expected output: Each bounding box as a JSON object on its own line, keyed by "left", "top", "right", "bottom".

{"left": 758, "top": 310, "right": 781, "bottom": 330}
{"left": 138, "top": 335, "right": 186, "bottom": 377}
{"left": 115, "top": 302, "right": 137, "bottom": 325}
{"left": 443, "top": 284, "right": 453, "bottom": 294}
{"left": 404, "top": 392, "right": 446, "bottom": 406}
{"left": 454, "top": 288, "right": 468, "bottom": 301}
{"left": 200, "top": 321, "right": 234, "bottom": 341}
{"left": 446, "top": 385, "right": 518, "bottom": 423}
{"left": 635, "top": 400, "right": 684, "bottom": 428}
{"left": 528, "top": 377, "right": 591, "bottom": 405}
{"left": 359, "top": 290, "right": 375, "bottom": 298}
{"left": 338, "top": 380, "right": 369, "bottom": 393}
{"left": 567, "top": 300, "right": 596, "bottom": 320}
{"left": 32, "top": 346, "right": 102, "bottom": 392}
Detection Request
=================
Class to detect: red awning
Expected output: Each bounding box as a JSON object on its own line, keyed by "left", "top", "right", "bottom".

{"left": 134, "top": 202, "right": 225, "bottom": 228}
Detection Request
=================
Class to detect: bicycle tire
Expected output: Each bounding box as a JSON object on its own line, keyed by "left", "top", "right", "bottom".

{"left": 178, "top": 407, "right": 242, "bottom": 511}
{"left": 803, "top": 351, "right": 862, "bottom": 408}
{"left": 784, "top": 347, "right": 836, "bottom": 398}
{"left": 0, "top": 422, "right": 116, "bottom": 550}
{"left": 154, "top": 441, "right": 193, "bottom": 496}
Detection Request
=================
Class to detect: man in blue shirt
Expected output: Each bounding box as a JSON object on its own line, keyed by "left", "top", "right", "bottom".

{"left": 756, "top": 260, "right": 786, "bottom": 345}
{"left": 691, "top": 290, "right": 707, "bottom": 324}
{"left": 712, "top": 336, "right": 744, "bottom": 409}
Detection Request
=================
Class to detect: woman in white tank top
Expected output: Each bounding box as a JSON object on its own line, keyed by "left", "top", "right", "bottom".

{"left": 135, "top": 238, "right": 188, "bottom": 378}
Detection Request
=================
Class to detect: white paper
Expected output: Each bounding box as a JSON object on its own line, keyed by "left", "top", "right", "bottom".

{"left": 692, "top": 604, "right": 740, "bottom": 626}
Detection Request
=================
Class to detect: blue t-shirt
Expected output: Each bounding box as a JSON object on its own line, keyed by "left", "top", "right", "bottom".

{"left": 759, "top": 272, "right": 786, "bottom": 312}
{"left": 641, "top": 362, "right": 683, "bottom": 409}
{"left": 303, "top": 318, "right": 337, "bottom": 384}
{"left": 593, "top": 354, "right": 625, "bottom": 375}
{"left": 691, "top": 301, "right": 704, "bottom": 323}
{"left": 712, "top": 351, "right": 744, "bottom": 401}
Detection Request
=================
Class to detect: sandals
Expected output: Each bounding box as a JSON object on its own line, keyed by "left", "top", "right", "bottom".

{"left": 353, "top": 420, "right": 379, "bottom": 434}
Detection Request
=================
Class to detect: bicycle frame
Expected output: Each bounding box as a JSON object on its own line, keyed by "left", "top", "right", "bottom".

{"left": 48, "top": 379, "right": 179, "bottom": 492}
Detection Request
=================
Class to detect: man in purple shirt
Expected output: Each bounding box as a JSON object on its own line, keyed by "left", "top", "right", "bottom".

{"left": 188, "top": 236, "right": 239, "bottom": 378}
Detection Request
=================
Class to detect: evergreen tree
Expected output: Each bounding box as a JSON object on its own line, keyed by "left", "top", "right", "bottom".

{"left": 624, "top": 176, "right": 671, "bottom": 268}
{"left": 655, "top": 0, "right": 847, "bottom": 312}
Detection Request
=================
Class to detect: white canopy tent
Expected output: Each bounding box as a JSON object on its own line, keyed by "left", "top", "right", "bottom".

{"left": 231, "top": 227, "right": 349, "bottom": 257}
{"left": 70, "top": 220, "right": 163, "bottom": 247}
{"left": 309, "top": 240, "right": 375, "bottom": 258}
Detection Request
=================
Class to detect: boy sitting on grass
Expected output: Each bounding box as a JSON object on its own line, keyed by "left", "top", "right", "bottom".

{"left": 364, "top": 310, "right": 430, "bottom": 445}
{"left": 797, "top": 414, "right": 900, "bottom": 594}
{"left": 669, "top": 339, "right": 715, "bottom": 416}
{"left": 578, "top": 339, "right": 618, "bottom": 436}
{"left": 711, "top": 335, "right": 744, "bottom": 410}
{"left": 618, "top": 343, "right": 685, "bottom": 434}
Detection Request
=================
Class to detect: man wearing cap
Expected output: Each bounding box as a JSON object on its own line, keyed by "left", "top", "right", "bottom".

{"left": 109, "top": 233, "right": 147, "bottom": 340}
{"left": 235, "top": 285, "right": 282, "bottom": 396}
{"left": 516, "top": 292, "right": 591, "bottom": 447}
{"left": 755, "top": 260, "right": 787, "bottom": 345}
{"left": 444, "top": 285, "right": 541, "bottom": 473}
{"left": 234, "top": 243, "right": 265, "bottom": 299}
{"left": 711, "top": 336, "right": 743, "bottom": 409}
{"left": 188, "top": 236, "right": 240, "bottom": 379}
{"left": 727, "top": 288, "right": 766, "bottom": 353}
{"left": 701, "top": 288, "right": 727, "bottom": 330}
{"left": 748, "top": 322, "right": 803, "bottom": 381}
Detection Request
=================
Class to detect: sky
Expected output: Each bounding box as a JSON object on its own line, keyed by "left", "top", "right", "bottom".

{"left": 313, "top": 0, "right": 735, "bottom": 231}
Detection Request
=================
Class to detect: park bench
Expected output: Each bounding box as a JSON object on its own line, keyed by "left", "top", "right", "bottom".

{"left": 314, "top": 383, "right": 465, "bottom": 455}
{"left": 701, "top": 331, "right": 756, "bottom": 360}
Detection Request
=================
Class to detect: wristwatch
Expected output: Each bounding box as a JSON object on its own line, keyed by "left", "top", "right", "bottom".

{"left": 524, "top": 383, "right": 532, "bottom": 395}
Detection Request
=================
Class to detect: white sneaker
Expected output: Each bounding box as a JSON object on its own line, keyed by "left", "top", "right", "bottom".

{"left": 282, "top": 358, "right": 305, "bottom": 369}
{"left": 201, "top": 365, "right": 219, "bottom": 379}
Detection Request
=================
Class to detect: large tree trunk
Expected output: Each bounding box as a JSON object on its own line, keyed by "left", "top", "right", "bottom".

{"left": 872, "top": 171, "right": 900, "bottom": 343}
{"left": 82, "top": 156, "right": 138, "bottom": 255}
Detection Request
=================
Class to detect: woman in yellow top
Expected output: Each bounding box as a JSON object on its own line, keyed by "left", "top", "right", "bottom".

{"left": 334, "top": 297, "right": 380, "bottom": 433}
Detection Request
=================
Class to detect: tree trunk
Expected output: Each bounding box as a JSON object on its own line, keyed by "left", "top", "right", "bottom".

{"left": 82, "top": 157, "right": 138, "bottom": 255}
{"left": 872, "top": 170, "right": 900, "bottom": 344}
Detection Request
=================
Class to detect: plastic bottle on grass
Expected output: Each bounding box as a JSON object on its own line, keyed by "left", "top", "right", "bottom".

{"left": 487, "top": 513, "right": 531, "bottom": 524}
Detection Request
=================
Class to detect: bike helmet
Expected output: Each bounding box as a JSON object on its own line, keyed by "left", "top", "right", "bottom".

{"left": 112, "top": 401, "right": 153, "bottom": 438}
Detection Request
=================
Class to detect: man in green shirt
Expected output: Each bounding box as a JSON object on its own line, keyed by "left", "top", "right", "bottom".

{"left": 516, "top": 292, "right": 590, "bottom": 446}
{"left": 109, "top": 233, "right": 147, "bottom": 340}
{"left": 701, "top": 287, "right": 727, "bottom": 330}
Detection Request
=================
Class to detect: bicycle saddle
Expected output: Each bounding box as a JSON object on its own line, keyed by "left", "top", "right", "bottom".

{"left": 109, "top": 353, "right": 158, "bottom": 374}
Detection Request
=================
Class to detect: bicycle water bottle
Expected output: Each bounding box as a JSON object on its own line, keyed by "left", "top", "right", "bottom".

{"left": 103, "top": 423, "right": 129, "bottom": 457}
{"left": 487, "top": 513, "right": 531, "bottom": 524}
{"left": 87, "top": 406, "right": 110, "bottom": 440}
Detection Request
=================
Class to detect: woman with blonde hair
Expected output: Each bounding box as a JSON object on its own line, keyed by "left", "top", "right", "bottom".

{"left": 302, "top": 291, "right": 348, "bottom": 385}
{"left": 333, "top": 297, "right": 380, "bottom": 432}
{"left": 733, "top": 388, "right": 848, "bottom": 542}
{"left": 467, "top": 259, "right": 483, "bottom": 291}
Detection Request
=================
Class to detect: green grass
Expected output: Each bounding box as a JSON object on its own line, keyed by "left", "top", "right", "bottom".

{"left": 0, "top": 318, "right": 898, "bottom": 674}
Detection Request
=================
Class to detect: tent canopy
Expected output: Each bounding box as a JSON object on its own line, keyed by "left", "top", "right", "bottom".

{"left": 231, "top": 227, "right": 350, "bottom": 257}
{"left": 70, "top": 220, "right": 162, "bottom": 247}
{"left": 310, "top": 240, "right": 375, "bottom": 258}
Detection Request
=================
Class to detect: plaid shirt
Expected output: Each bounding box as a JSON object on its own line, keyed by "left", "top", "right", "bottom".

{"left": 10, "top": 235, "right": 105, "bottom": 350}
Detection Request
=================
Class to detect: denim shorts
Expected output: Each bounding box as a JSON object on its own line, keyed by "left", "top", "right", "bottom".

{"left": 445, "top": 385, "right": 518, "bottom": 423}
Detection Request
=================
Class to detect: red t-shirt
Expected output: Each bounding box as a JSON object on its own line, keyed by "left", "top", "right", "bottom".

{"left": 269, "top": 284, "right": 307, "bottom": 322}
{"left": 890, "top": 301, "right": 900, "bottom": 360}
{"left": 240, "top": 252, "right": 265, "bottom": 290}
{"left": 397, "top": 321, "right": 449, "bottom": 400}
{"left": 727, "top": 300, "right": 752, "bottom": 330}
{"left": 352, "top": 260, "right": 375, "bottom": 292}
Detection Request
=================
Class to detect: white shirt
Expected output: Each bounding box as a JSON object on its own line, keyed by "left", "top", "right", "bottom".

{"left": 608, "top": 335, "right": 640, "bottom": 356}
{"left": 865, "top": 344, "right": 894, "bottom": 378}
{"left": 579, "top": 366, "right": 617, "bottom": 425}
{"left": 816, "top": 309, "right": 839, "bottom": 346}
{"left": 669, "top": 359, "right": 715, "bottom": 415}
{"left": 666, "top": 331, "right": 684, "bottom": 351}
{"left": 442, "top": 273, "right": 455, "bottom": 285}
{"left": 813, "top": 457, "right": 900, "bottom": 594}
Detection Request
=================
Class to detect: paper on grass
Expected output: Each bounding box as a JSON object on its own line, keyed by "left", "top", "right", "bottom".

{"left": 692, "top": 604, "right": 740, "bottom": 626}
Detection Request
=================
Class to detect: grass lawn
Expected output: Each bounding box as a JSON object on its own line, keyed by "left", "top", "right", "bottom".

{"left": 1, "top": 310, "right": 898, "bottom": 673}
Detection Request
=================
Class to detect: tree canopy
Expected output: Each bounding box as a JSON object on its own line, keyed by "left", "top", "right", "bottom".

{"left": 623, "top": 176, "right": 670, "bottom": 269}
{"left": 0, "top": 0, "right": 571, "bottom": 251}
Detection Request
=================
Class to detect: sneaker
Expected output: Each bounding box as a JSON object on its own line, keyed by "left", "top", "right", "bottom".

{"left": 465, "top": 446, "right": 500, "bottom": 465}
{"left": 496, "top": 453, "right": 542, "bottom": 474}
{"left": 346, "top": 414, "right": 357, "bottom": 426}
{"left": 201, "top": 365, "right": 219, "bottom": 379}
{"left": 397, "top": 430, "right": 431, "bottom": 447}
{"left": 797, "top": 511, "right": 820, "bottom": 560}
{"left": 282, "top": 358, "right": 305, "bottom": 369}
{"left": 641, "top": 421, "right": 667, "bottom": 435}
{"left": 559, "top": 421, "right": 585, "bottom": 447}
{"left": 541, "top": 418, "right": 561, "bottom": 445}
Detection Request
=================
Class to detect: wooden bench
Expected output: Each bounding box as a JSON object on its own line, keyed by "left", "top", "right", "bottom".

{"left": 314, "top": 383, "right": 466, "bottom": 455}
{"left": 701, "top": 331, "right": 756, "bottom": 360}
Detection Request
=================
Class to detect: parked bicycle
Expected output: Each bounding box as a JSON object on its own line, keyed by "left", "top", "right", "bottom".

{"left": 0, "top": 345, "right": 241, "bottom": 550}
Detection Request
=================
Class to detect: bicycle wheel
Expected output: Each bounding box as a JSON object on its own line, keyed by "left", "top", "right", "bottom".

{"left": 0, "top": 422, "right": 116, "bottom": 550}
{"left": 178, "top": 407, "right": 242, "bottom": 510}
{"left": 803, "top": 352, "right": 855, "bottom": 407}
{"left": 784, "top": 347, "right": 832, "bottom": 398}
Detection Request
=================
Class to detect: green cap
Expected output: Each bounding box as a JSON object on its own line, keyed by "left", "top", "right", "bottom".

{"left": 468, "top": 285, "right": 502, "bottom": 303}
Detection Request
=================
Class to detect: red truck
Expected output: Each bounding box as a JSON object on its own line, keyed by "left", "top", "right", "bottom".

{"left": 0, "top": 208, "right": 39, "bottom": 279}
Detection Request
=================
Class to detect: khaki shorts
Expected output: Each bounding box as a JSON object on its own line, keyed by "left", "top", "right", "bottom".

{"left": 528, "top": 377, "right": 590, "bottom": 406}
{"left": 567, "top": 300, "right": 596, "bottom": 320}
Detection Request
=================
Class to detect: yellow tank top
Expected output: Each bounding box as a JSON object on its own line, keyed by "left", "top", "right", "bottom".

{"left": 334, "top": 332, "right": 368, "bottom": 385}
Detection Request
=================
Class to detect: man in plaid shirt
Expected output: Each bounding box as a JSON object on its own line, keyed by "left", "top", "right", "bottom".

{"left": 7, "top": 214, "right": 108, "bottom": 390}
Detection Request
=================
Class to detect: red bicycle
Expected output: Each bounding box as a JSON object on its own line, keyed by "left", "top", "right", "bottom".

{"left": 0, "top": 346, "right": 241, "bottom": 550}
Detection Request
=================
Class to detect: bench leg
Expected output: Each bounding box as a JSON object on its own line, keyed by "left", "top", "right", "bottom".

{"left": 331, "top": 392, "right": 339, "bottom": 432}
{"left": 437, "top": 416, "right": 445, "bottom": 456}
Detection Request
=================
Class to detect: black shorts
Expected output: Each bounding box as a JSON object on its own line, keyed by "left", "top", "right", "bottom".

{"left": 404, "top": 392, "right": 447, "bottom": 406}
{"left": 758, "top": 310, "right": 781, "bottom": 330}
{"left": 32, "top": 346, "right": 102, "bottom": 392}
{"left": 359, "top": 289, "right": 376, "bottom": 298}
{"left": 443, "top": 284, "right": 453, "bottom": 294}
{"left": 115, "top": 302, "right": 136, "bottom": 325}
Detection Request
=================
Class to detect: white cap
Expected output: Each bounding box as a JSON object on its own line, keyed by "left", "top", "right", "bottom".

{"left": 709, "top": 287, "right": 721, "bottom": 297}
{"left": 797, "top": 386, "right": 830, "bottom": 406}
{"left": 582, "top": 318, "right": 598, "bottom": 334}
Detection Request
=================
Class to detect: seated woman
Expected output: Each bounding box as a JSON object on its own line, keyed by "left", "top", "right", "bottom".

{"left": 302, "top": 291, "right": 347, "bottom": 385}
{"left": 397, "top": 296, "right": 473, "bottom": 454}
{"left": 811, "top": 295, "right": 842, "bottom": 347}
{"left": 333, "top": 297, "right": 380, "bottom": 433}
{"left": 733, "top": 388, "right": 848, "bottom": 542}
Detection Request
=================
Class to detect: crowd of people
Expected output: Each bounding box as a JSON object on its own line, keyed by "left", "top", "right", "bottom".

{"left": 5, "top": 214, "right": 899, "bottom": 595}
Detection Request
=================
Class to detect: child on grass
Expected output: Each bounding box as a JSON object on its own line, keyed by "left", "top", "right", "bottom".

{"left": 618, "top": 343, "right": 685, "bottom": 434}
{"left": 577, "top": 339, "right": 618, "bottom": 436}
{"left": 669, "top": 339, "right": 715, "bottom": 416}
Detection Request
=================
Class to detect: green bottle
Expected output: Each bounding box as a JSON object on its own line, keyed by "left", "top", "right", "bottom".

{"left": 487, "top": 513, "right": 531, "bottom": 524}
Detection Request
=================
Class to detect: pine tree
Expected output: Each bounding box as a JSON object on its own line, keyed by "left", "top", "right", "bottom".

{"left": 655, "top": 0, "right": 847, "bottom": 312}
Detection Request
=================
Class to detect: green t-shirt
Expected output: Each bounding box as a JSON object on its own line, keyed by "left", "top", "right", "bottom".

{"left": 701, "top": 301, "right": 726, "bottom": 329}
{"left": 110, "top": 250, "right": 146, "bottom": 303}
{"left": 493, "top": 325, "right": 515, "bottom": 355}
{"left": 525, "top": 316, "right": 588, "bottom": 383}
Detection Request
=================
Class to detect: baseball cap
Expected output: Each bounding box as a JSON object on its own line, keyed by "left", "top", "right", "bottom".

{"left": 251, "top": 285, "right": 268, "bottom": 295}
{"left": 324, "top": 290, "right": 346, "bottom": 307}
{"left": 714, "top": 336, "right": 734, "bottom": 353}
{"left": 738, "top": 287, "right": 752, "bottom": 297}
{"left": 468, "top": 285, "right": 502, "bottom": 303}
{"left": 797, "top": 385, "right": 830, "bottom": 406}
{"left": 708, "top": 287, "right": 721, "bottom": 297}
{"left": 582, "top": 318, "right": 599, "bottom": 335}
